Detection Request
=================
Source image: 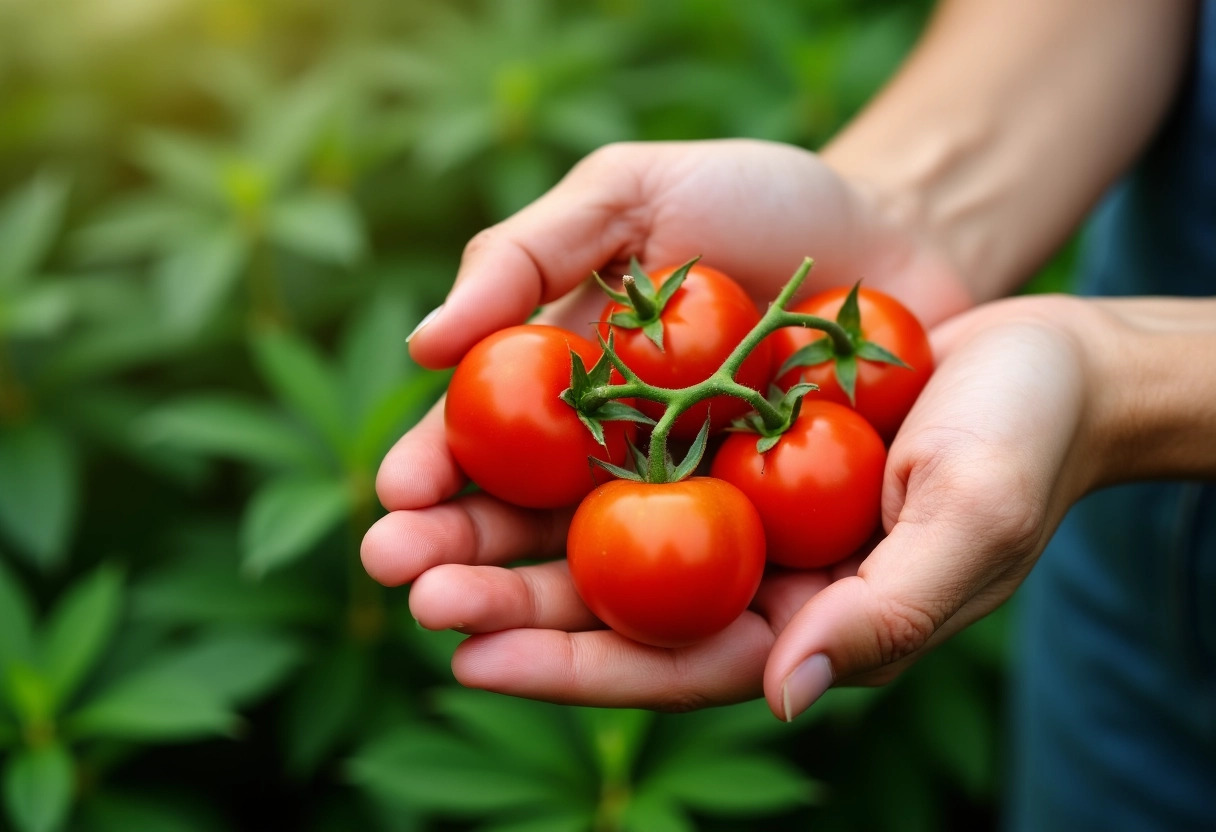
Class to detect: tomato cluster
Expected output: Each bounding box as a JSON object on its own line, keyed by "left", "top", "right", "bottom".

{"left": 442, "top": 260, "right": 932, "bottom": 648}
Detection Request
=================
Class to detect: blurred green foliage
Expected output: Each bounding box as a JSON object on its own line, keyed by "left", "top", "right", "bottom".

{"left": 0, "top": 0, "right": 1021, "bottom": 829}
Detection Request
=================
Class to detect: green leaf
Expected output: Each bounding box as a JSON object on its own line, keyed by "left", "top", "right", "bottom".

{"left": 347, "top": 725, "right": 577, "bottom": 817}
{"left": 592, "top": 271, "right": 630, "bottom": 306}
{"left": 1, "top": 282, "right": 76, "bottom": 338}
{"left": 64, "top": 670, "right": 236, "bottom": 742}
{"left": 907, "top": 654, "right": 997, "bottom": 800}
{"left": 620, "top": 791, "right": 692, "bottom": 832}
{"left": 669, "top": 418, "right": 711, "bottom": 482}
{"left": 588, "top": 457, "right": 642, "bottom": 483}
{"left": 566, "top": 347, "right": 593, "bottom": 400}
{"left": 430, "top": 689, "right": 587, "bottom": 784}
{"left": 625, "top": 434, "right": 648, "bottom": 475}
{"left": 282, "top": 641, "right": 370, "bottom": 777}
{"left": 76, "top": 789, "right": 226, "bottom": 832}
{"left": 130, "top": 547, "right": 331, "bottom": 629}
{"left": 756, "top": 434, "right": 780, "bottom": 453}
{"left": 250, "top": 327, "right": 348, "bottom": 454}
{"left": 3, "top": 664, "right": 53, "bottom": 729}
{"left": 626, "top": 256, "right": 655, "bottom": 296}
{"left": 856, "top": 339, "right": 912, "bottom": 369}
{"left": 775, "top": 337, "right": 834, "bottom": 378}
{"left": 0, "top": 172, "right": 70, "bottom": 290}
{"left": 644, "top": 752, "right": 819, "bottom": 814}
{"left": 582, "top": 707, "right": 654, "bottom": 786}
{"left": 592, "top": 402, "right": 655, "bottom": 426}
{"left": 267, "top": 191, "right": 365, "bottom": 267}
{"left": 654, "top": 256, "right": 697, "bottom": 308}
{"left": 246, "top": 72, "right": 337, "bottom": 187}
{"left": 833, "top": 354, "right": 859, "bottom": 405}
{"left": 139, "top": 394, "right": 326, "bottom": 472}
{"left": 339, "top": 288, "right": 416, "bottom": 429}
{"left": 70, "top": 195, "right": 205, "bottom": 263}
{"left": 640, "top": 318, "right": 664, "bottom": 352}
{"left": 152, "top": 227, "right": 248, "bottom": 334}
{"left": 40, "top": 565, "right": 125, "bottom": 710}
{"left": 836, "top": 281, "right": 864, "bottom": 335}
{"left": 0, "top": 423, "right": 78, "bottom": 569}
{"left": 0, "top": 561, "right": 36, "bottom": 668}
{"left": 2, "top": 743, "right": 74, "bottom": 832}
{"left": 240, "top": 475, "right": 352, "bottom": 577}
{"left": 137, "top": 629, "right": 304, "bottom": 707}
{"left": 480, "top": 811, "right": 593, "bottom": 832}
{"left": 607, "top": 310, "right": 641, "bottom": 329}
{"left": 575, "top": 413, "right": 606, "bottom": 446}
{"left": 350, "top": 370, "right": 449, "bottom": 473}
{"left": 131, "top": 132, "right": 227, "bottom": 206}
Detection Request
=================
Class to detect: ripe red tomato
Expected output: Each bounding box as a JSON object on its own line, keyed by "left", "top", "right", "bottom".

{"left": 770, "top": 286, "right": 932, "bottom": 443}
{"left": 710, "top": 400, "right": 885, "bottom": 569}
{"left": 445, "top": 325, "right": 635, "bottom": 509}
{"left": 566, "top": 477, "right": 766, "bottom": 648}
{"left": 598, "top": 263, "right": 771, "bottom": 440}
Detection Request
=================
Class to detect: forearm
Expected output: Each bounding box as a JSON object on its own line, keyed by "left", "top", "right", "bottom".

{"left": 822, "top": 0, "right": 1196, "bottom": 301}
{"left": 1084, "top": 296, "right": 1216, "bottom": 485}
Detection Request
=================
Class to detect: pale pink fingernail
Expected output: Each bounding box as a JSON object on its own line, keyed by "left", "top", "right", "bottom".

{"left": 781, "top": 653, "right": 834, "bottom": 722}
{"left": 407, "top": 305, "right": 443, "bottom": 343}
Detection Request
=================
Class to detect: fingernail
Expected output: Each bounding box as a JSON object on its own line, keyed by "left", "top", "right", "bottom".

{"left": 407, "top": 305, "right": 443, "bottom": 343}
{"left": 781, "top": 653, "right": 834, "bottom": 722}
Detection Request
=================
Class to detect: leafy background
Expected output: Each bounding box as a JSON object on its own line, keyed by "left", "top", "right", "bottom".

{"left": 0, "top": 0, "right": 1069, "bottom": 829}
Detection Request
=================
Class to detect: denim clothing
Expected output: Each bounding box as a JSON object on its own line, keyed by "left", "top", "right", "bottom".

{"left": 1008, "top": 3, "right": 1216, "bottom": 829}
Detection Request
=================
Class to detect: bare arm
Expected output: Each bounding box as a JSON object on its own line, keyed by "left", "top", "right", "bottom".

{"left": 823, "top": 0, "right": 1197, "bottom": 300}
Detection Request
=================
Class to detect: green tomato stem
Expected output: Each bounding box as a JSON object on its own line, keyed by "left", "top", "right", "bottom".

{"left": 622, "top": 275, "right": 657, "bottom": 321}
{"left": 585, "top": 257, "right": 849, "bottom": 483}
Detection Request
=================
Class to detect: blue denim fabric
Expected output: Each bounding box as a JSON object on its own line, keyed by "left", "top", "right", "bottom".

{"left": 1007, "top": 4, "right": 1216, "bottom": 829}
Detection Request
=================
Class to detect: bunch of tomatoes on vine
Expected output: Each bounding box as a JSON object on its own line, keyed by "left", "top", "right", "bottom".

{"left": 444, "top": 257, "right": 932, "bottom": 648}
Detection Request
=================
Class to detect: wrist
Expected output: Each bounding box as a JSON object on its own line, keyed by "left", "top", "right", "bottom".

{"left": 1080, "top": 297, "right": 1216, "bottom": 487}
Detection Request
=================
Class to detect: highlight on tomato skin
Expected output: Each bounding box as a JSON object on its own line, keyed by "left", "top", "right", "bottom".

{"left": 566, "top": 477, "right": 766, "bottom": 648}
{"left": 598, "top": 262, "right": 772, "bottom": 441}
{"left": 770, "top": 285, "right": 933, "bottom": 443}
{"left": 443, "top": 324, "right": 636, "bottom": 510}
{"left": 710, "top": 399, "right": 886, "bottom": 570}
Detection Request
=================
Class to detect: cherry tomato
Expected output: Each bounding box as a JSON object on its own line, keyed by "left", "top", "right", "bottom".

{"left": 770, "top": 286, "right": 933, "bottom": 442}
{"left": 445, "top": 325, "right": 635, "bottom": 509}
{"left": 598, "top": 263, "right": 771, "bottom": 440}
{"left": 566, "top": 477, "right": 766, "bottom": 648}
{"left": 710, "top": 400, "right": 885, "bottom": 569}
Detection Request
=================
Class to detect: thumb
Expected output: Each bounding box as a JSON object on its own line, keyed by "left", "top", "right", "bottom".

{"left": 761, "top": 507, "right": 1032, "bottom": 722}
{"left": 761, "top": 414, "right": 1068, "bottom": 721}
{"left": 407, "top": 144, "right": 655, "bottom": 370}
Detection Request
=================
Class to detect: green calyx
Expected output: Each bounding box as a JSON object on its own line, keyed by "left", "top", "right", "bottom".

{"left": 559, "top": 336, "right": 656, "bottom": 447}
{"left": 730, "top": 382, "right": 818, "bottom": 454}
{"left": 593, "top": 256, "right": 699, "bottom": 352}
{"left": 775, "top": 281, "right": 910, "bottom": 405}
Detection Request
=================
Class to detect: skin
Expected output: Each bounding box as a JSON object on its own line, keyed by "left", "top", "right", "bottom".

{"left": 362, "top": 0, "right": 1213, "bottom": 719}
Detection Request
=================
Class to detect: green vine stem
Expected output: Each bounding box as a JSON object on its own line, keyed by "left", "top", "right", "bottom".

{"left": 578, "top": 258, "right": 850, "bottom": 483}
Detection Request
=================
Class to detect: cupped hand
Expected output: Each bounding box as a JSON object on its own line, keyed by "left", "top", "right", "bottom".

{"left": 361, "top": 137, "right": 984, "bottom": 712}
{"left": 365, "top": 291, "right": 1114, "bottom": 716}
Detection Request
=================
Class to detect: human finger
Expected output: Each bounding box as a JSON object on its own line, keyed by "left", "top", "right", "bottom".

{"left": 409, "top": 560, "right": 600, "bottom": 634}
{"left": 451, "top": 614, "right": 776, "bottom": 710}
{"left": 361, "top": 493, "right": 572, "bottom": 587}
{"left": 407, "top": 144, "right": 656, "bottom": 369}
{"left": 375, "top": 399, "right": 464, "bottom": 512}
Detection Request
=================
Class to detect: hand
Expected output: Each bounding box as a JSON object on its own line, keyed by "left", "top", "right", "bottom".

{"left": 367, "top": 292, "right": 1112, "bottom": 716}
{"left": 361, "top": 137, "right": 976, "bottom": 710}
{"left": 404, "top": 138, "right": 971, "bottom": 371}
